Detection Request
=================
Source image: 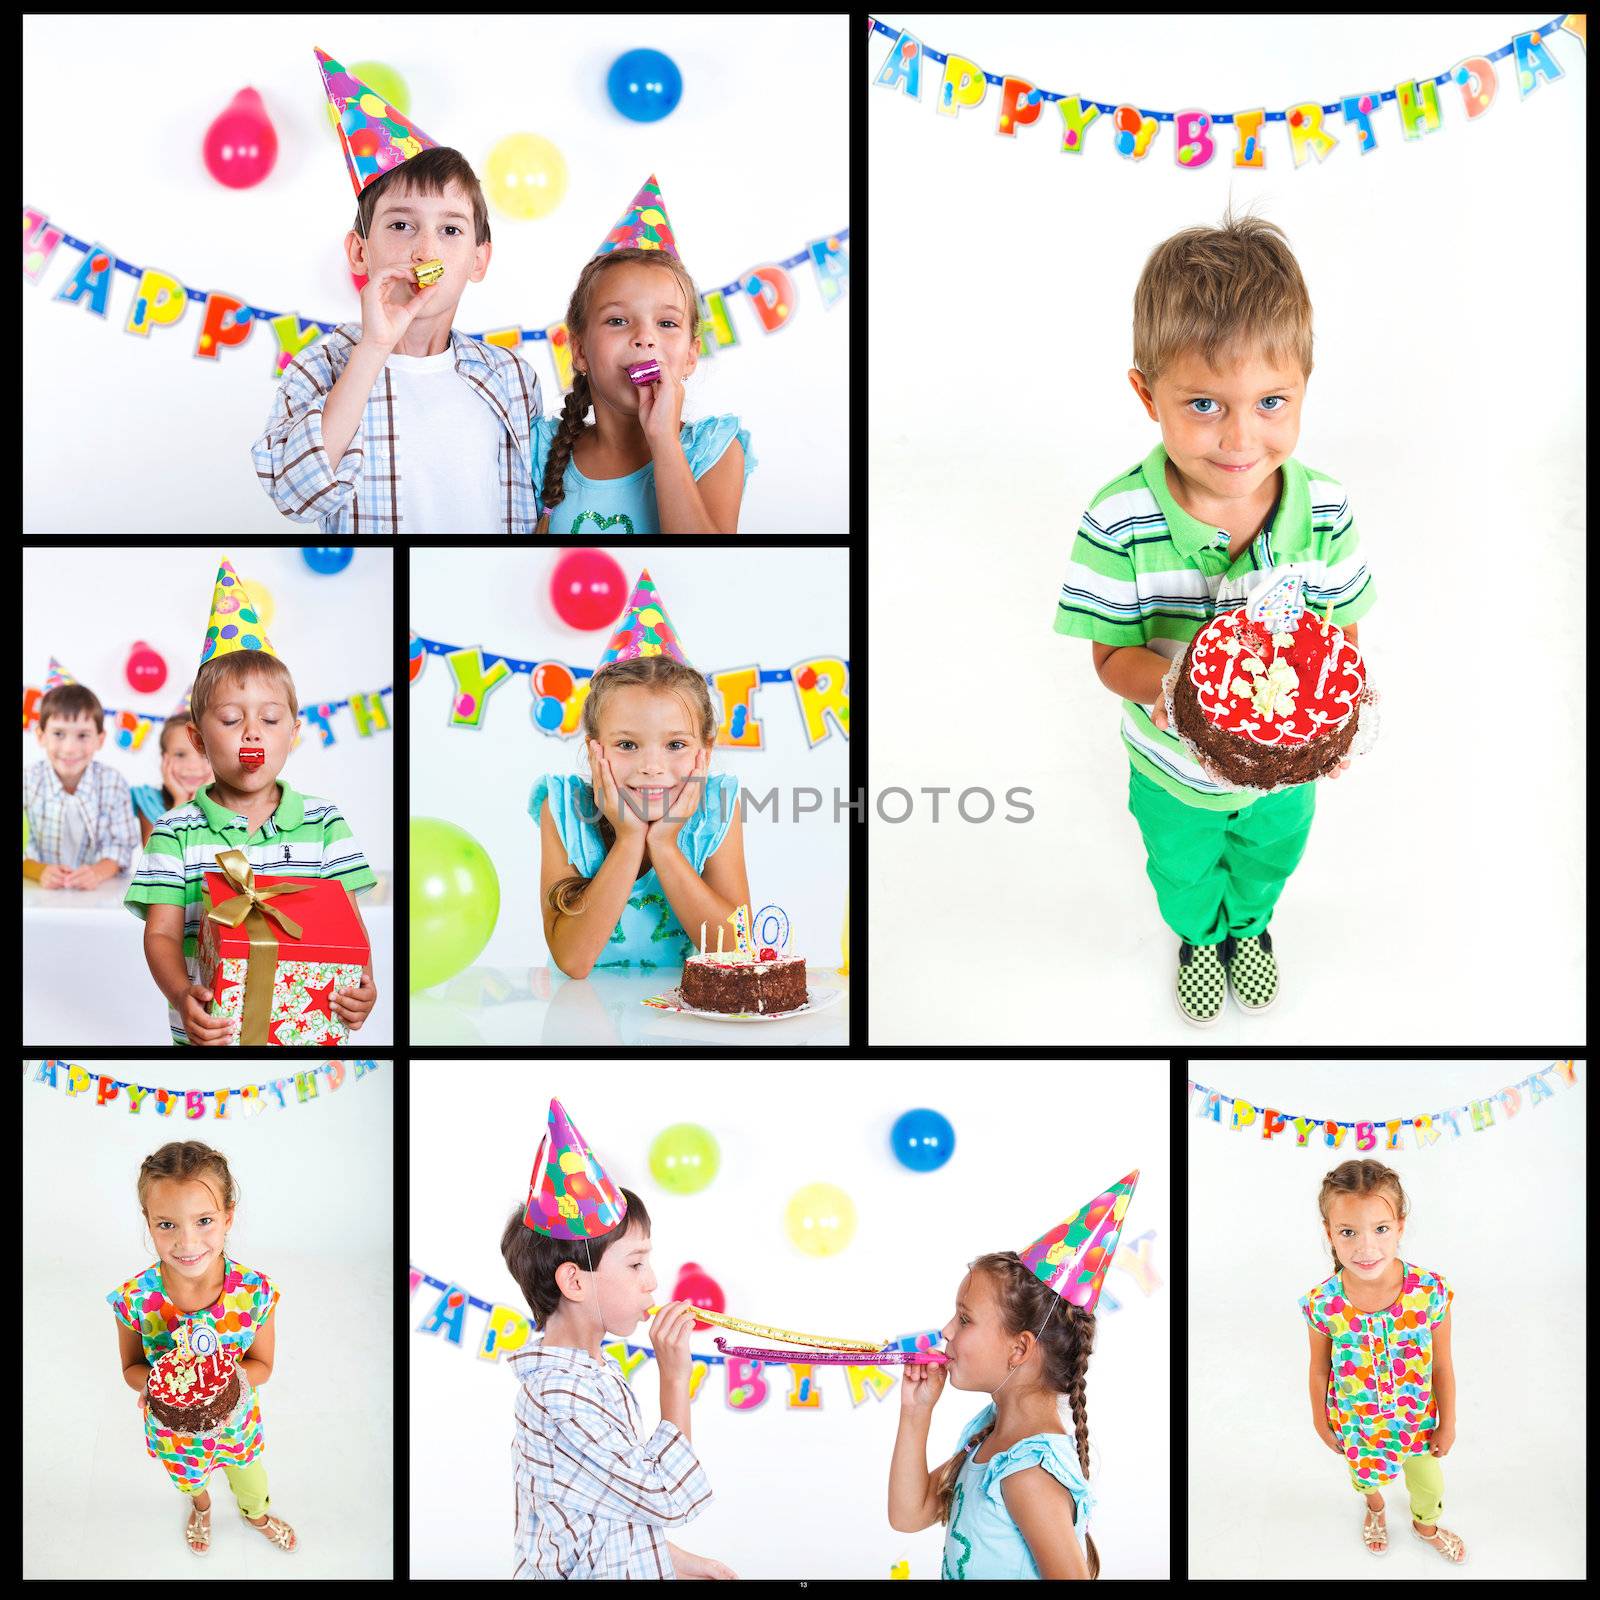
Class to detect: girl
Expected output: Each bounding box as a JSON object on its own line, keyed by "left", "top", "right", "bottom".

{"left": 107, "top": 1140, "right": 296, "bottom": 1555}
{"left": 1300, "top": 1159, "right": 1462, "bottom": 1564}
{"left": 531, "top": 573, "right": 750, "bottom": 978}
{"left": 130, "top": 692, "right": 212, "bottom": 847}
{"left": 532, "top": 181, "right": 755, "bottom": 535}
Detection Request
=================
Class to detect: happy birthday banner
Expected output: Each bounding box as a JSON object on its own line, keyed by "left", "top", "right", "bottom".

{"left": 869, "top": 14, "right": 1586, "bottom": 166}
{"left": 411, "top": 631, "right": 848, "bottom": 749}
{"left": 22, "top": 209, "right": 848, "bottom": 382}
{"left": 1189, "top": 1060, "right": 1580, "bottom": 1149}
{"left": 25, "top": 1057, "right": 380, "bottom": 1116}
{"left": 22, "top": 682, "right": 393, "bottom": 750}
{"left": 412, "top": 1234, "right": 1160, "bottom": 1410}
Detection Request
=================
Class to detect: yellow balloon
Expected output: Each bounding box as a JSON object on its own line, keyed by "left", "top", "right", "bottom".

{"left": 785, "top": 1183, "right": 857, "bottom": 1257}
{"left": 239, "top": 579, "right": 274, "bottom": 630}
{"left": 840, "top": 889, "right": 849, "bottom": 976}
{"left": 484, "top": 133, "right": 568, "bottom": 221}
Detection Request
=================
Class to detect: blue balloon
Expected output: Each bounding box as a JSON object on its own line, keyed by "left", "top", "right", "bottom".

{"left": 302, "top": 546, "right": 354, "bottom": 575}
{"left": 891, "top": 1108, "right": 955, "bottom": 1172}
{"left": 607, "top": 48, "right": 683, "bottom": 123}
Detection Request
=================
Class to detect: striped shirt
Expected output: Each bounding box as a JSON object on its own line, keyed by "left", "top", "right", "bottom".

{"left": 509, "top": 1343, "right": 713, "bottom": 1580}
{"left": 1053, "top": 441, "right": 1377, "bottom": 809}
{"left": 251, "top": 324, "right": 545, "bottom": 536}
{"left": 23, "top": 758, "right": 140, "bottom": 870}
{"left": 123, "top": 780, "right": 376, "bottom": 1042}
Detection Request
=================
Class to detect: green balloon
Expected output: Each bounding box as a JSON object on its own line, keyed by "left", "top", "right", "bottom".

{"left": 410, "top": 818, "right": 500, "bottom": 992}
{"left": 649, "top": 1123, "right": 720, "bottom": 1195}
{"left": 349, "top": 60, "right": 410, "bottom": 117}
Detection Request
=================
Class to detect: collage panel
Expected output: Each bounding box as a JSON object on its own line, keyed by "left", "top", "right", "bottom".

{"left": 22, "top": 1056, "right": 395, "bottom": 1577}
{"left": 22, "top": 546, "right": 394, "bottom": 1049}
{"left": 408, "top": 545, "right": 850, "bottom": 1045}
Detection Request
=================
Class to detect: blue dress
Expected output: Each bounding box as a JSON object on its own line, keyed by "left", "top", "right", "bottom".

{"left": 130, "top": 784, "right": 170, "bottom": 825}
{"left": 940, "top": 1404, "right": 1095, "bottom": 1580}
{"left": 530, "top": 416, "right": 756, "bottom": 534}
{"left": 529, "top": 771, "right": 738, "bottom": 968}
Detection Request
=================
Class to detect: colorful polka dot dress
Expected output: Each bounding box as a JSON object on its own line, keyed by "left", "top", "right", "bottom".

{"left": 1298, "top": 1260, "right": 1452, "bottom": 1491}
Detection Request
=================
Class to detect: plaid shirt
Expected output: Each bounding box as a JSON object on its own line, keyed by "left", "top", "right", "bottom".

{"left": 251, "top": 324, "right": 544, "bottom": 535}
{"left": 23, "top": 758, "right": 140, "bottom": 871}
{"left": 509, "top": 1344, "right": 713, "bottom": 1579}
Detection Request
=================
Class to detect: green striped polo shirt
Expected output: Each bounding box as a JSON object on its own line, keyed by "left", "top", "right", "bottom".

{"left": 1053, "top": 440, "right": 1376, "bottom": 810}
{"left": 125, "top": 779, "right": 377, "bottom": 1042}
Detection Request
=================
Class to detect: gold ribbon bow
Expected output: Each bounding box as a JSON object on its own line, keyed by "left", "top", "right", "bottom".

{"left": 206, "top": 849, "right": 307, "bottom": 1042}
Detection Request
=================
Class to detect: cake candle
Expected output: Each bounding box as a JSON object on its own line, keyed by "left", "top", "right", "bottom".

{"left": 700, "top": 922, "right": 706, "bottom": 957}
{"left": 717, "top": 924, "right": 724, "bottom": 955}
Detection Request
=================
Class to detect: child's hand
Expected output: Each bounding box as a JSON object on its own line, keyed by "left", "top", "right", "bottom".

{"left": 669, "top": 1543, "right": 739, "bottom": 1580}
{"left": 899, "top": 1357, "right": 947, "bottom": 1414}
{"left": 136, "top": 1382, "right": 150, "bottom": 1418}
{"left": 1150, "top": 696, "right": 1171, "bottom": 733}
{"left": 359, "top": 264, "right": 441, "bottom": 353}
{"left": 1318, "top": 1425, "right": 1344, "bottom": 1455}
{"left": 38, "top": 864, "right": 69, "bottom": 889}
{"left": 1322, "top": 755, "right": 1353, "bottom": 781}
{"left": 648, "top": 748, "right": 708, "bottom": 844}
{"left": 333, "top": 969, "right": 378, "bottom": 1031}
{"left": 636, "top": 362, "right": 686, "bottom": 455}
{"left": 649, "top": 1300, "right": 696, "bottom": 1387}
{"left": 589, "top": 742, "right": 648, "bottom": 843}
{"left": 1428, "top": 1420, "right": 1455, "bottom": 1458}
{"left": 61, "top": 864, "right": 103, "bottom": 889}
{"left": 180, "top": 984, "right": 236, "bottom": 1048}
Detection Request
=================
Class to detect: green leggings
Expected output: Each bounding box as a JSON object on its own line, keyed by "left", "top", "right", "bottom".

{"left": 179, "top": 1458, "right": 271, "bottom": 1518}
{"left": 1358, "top": 1454, "right": 1444, "bottom": 1524}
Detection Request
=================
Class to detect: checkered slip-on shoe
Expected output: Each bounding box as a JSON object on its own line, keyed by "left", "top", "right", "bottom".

{"left": 1224, "top": 931, "right": 1279, "bottom": 1012}
{"left": 1175, "top": 941, "right": 1227, "bottom": 1027}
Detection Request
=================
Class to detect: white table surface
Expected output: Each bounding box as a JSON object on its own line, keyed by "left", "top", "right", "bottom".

{"left": 23, "top": 874, "right": 394, "bottom": 1045}
{"left": 411, "top": 960, "right": 851, "bottom": 1047}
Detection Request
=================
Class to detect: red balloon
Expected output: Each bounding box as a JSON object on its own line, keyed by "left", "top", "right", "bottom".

{"left": 531, "top": 661, "right": 575, "bottom": 702}
{"left": 203, "top": 88, "right": 278, "bottom": 189}
{"left": 126, "top": 641, "right": 168, "bottom": 694}
{"left": 671, "top": 1262, "right": 726, "bottom": 1333}
{"left": 551, "top": 549, "right": 628, "bottom": 631}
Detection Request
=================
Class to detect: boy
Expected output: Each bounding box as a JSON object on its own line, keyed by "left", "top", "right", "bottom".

{"left": 251, "top": 52, "right": 544, "bottom": 535}
{"left": 24, "top": 666, "right": 140, "bottom": 888}
{"left": 504, "top": 1097, "right": 734, "bottom": 1579}
{"left": 1053, "top": 209, "right": 1375, "bottom": 1025}
{"left": 124, "top": 560, "right": 379, "bottom": 1045}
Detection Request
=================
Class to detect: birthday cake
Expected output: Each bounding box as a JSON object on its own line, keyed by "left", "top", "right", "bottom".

{"left": 146, "top": 1327, "right": 240, "bottom": 1434}
{"left": 1171, "top": 571, "right": 1369, "bottom": 791}
{"left": 680, "top": 950, "right": 808, "bottom": 1015}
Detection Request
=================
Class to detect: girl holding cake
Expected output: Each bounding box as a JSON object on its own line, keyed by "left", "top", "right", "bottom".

{"left": 531, "top": 568, "right": 753, "bottom": 981}
{"left": 108, "top": 1141, "right": 295, "bottom": 1556}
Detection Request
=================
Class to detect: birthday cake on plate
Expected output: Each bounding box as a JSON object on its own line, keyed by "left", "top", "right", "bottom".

{"left": 1171, "top": 571, "right": 1370, "bottom": 792}
{"left": 146, "top": 1323, "right": 239, "bottom": 1434}
{"left": 680, "top": 904, "right": 807, "bottom": 1015}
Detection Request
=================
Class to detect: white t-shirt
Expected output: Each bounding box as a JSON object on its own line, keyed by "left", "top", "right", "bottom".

{"left": 386, "top": 349, "right": 510, "bottom": 534}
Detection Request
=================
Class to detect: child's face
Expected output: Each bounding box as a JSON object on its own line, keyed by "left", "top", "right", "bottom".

{"left": 592, "top": 684, "right": 705, "bottom": 824}
{"left": 574, "top": 260, "right": 697, "bottom": 415}
{"left": 1325, "top": 1194, "right": 1403, "bottom": 1280}
{"left": 938, "top": 1270, "right": 1021, "bottom": 1392}
{"left": 1127, "top": 346, "right": 1304, "bottom": 506}
{"left": 354, "top": 178, "right": 490, "bottom": 308}
{"left": 36, "top": 712, "right": 106, "bottom": 780}
{"left": 145, "top": 1176, "right": 232, "bottom": 1282}
{"left": 193, "top": 677, "right": 299, "bottom": 793}
{"left": 161, "top": 726, "right": 212, "bottom": 795}
{"left": 567, "top": 1220, "right": 658, "bottom": 1337}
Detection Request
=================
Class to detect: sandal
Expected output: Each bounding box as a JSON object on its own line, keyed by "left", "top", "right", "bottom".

{"left": 1360, "top": 1501, "right": 1387, "bottom": 1555}
{"left": 185, "top": 1499, "right": 212, "bottom": 1555}
{"left": 1412, "top": 1520, "right": 1466, "bottom": 1564}
{"left": 241, "top": 1509, "right": 299, "bottom": 1552}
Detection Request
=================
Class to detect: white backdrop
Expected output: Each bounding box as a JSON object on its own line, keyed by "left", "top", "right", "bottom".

{"left": 867, "top": 15, "right": 1586, "bottom": 1043}
{"left": 408, "top": 1062, "right": 1170, "bottom": 1579}
{"left": 22, "top": 1061, "right": 395, "bottom": 1579}
{"left": 1187, "top": 1059, "right": 1585, "bottom": 1580}
{"left": 22, "top": 13, "right": 849, "bottom": 535}
{"left": 408, "top": 546, "right": 850, "bottom": 976}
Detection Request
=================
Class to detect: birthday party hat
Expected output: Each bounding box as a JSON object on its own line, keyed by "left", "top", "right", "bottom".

{"left": 593, "top": 569, "right": 691, "bottom": 675}
{"left": 1018, "top": 1169, "right": 1140, "bottom": 1311}
{"left": 44, "top": 658, "right": 78, "bottom": 690}
{"left": 198, "top": 560, "right": 277, "bottom": 670}
{"left": 314, "top": 46, "right": 441, "bottom": 201}
{"left": 595, "top": 174, "right": 679, "bottom": 258}
{"left": 523, "top": 1097, "right": 629, "bottom": 1239}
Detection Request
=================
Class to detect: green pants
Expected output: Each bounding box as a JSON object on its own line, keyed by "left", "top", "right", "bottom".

{"left": 1127, "top": 766, "right": 1316, "bottom": 946}
{"left": 1356, "top": 1453, "right": 1444, "bottom": 1524}
{"left": 179, "top": 1458, "right": 271, "bottom": 1518}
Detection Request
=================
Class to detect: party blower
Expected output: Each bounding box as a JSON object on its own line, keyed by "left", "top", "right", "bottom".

{"left": 645, "top": 1305, "right": 949, "bottom": 1365}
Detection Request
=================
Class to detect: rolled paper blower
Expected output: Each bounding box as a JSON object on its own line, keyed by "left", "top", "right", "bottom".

{"left": 413, "top": 260, "right": 445, "bottom": 288}
{"left": 238, "top": 748, "right": 265, "bottom": 770}
{"left": 627, "top": 358, "right": 661, "bottom": 385}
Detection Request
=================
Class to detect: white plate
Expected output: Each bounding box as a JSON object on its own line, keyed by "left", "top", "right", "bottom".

{"left": 641, "top": 986, "right": 844, "bottom": 1022}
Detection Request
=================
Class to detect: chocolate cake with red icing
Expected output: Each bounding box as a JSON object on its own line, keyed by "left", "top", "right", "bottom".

{"left": 147, "top": 1329, "right": 240, "bottom": 1434}
{"left": 1172, "top": 571, "right": 1368, "bottom": 791}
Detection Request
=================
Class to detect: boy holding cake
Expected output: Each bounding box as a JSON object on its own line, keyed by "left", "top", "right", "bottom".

{"left": 502, "top": 1097, "right": 734, "bottom": 1578}
{"left": 125, "top": 558, "right": 378, "bottom": 1044}
{"left": 1052, "top": 206, "right": 1376, "bottom": 1025}
{"left": 251, "top": 49, "right": 545, "bottom": 535}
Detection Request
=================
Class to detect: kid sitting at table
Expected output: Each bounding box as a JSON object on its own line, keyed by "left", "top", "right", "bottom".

{"left": 131, "top": 689, "right": 213, "bottom": 848}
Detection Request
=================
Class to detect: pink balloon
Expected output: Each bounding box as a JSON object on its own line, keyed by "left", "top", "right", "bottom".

{"left": 126, "top": 641, "right": 168, "bottom": 694}
{"left": 671, "top": 1262, "right": 726, "bottom": 1333}
{"left": 203, "top": 88, "right": 278, "bottom": 189}
{"left": 551, "top": 548, "right": 628, "bottom": 631}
